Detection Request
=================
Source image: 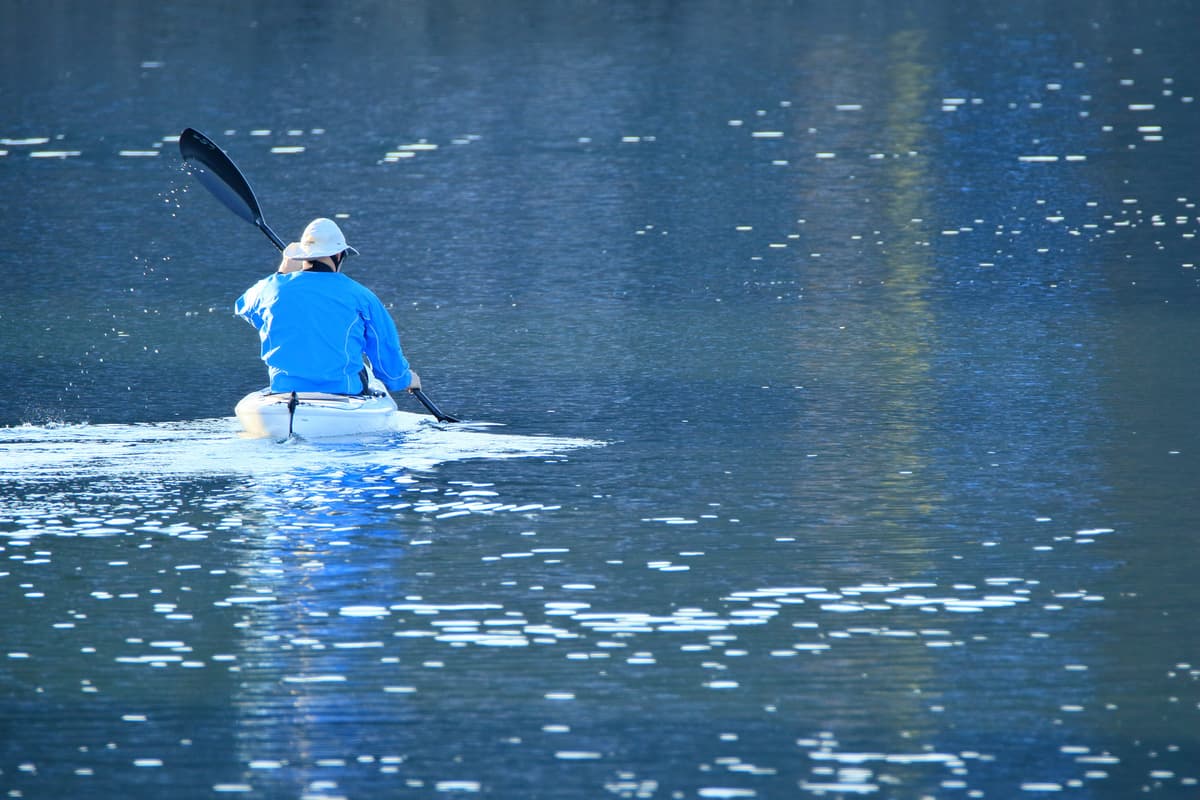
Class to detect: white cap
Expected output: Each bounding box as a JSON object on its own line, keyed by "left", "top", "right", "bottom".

{"left": 282, "top": 218, "right": 359, "bottom": 260}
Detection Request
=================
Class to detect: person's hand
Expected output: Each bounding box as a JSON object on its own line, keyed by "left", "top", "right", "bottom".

{"left": 278, "top": 257, "right": 305, "bottom": 274}
{"left": 408, "top": 371, "right": 422, "bottom": 391}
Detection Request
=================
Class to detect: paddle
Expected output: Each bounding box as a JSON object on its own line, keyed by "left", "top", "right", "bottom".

{"left": 178, "top": 127, "right": 460, "bottom": 424}
{"left": 178, "top": 128, "right": 286, "bottom": 250}
{"left": 410, "top": 388, "right": 459, "bottom": 424}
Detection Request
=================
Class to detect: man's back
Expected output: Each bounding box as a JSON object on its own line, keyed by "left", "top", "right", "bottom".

{"left": 235, "top": 270, "right": 414, "bottom": 394}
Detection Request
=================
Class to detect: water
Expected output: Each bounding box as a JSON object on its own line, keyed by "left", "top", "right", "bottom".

{"left": 3, "top": 1, "right": 1199, "bottom": 797}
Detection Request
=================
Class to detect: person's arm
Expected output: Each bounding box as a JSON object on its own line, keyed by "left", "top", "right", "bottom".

{"left": 233, "top": 280, "right": 266, "bottom": 327}
{"left": 361, "top": 293, "right": 417, "bottom": 392}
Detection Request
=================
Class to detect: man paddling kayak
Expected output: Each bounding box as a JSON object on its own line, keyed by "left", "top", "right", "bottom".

{"left": 234, "top": 217, "right": 421, "bottom": 396}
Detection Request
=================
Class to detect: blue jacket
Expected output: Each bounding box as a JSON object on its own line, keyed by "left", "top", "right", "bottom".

{"left": 235, "top": 271, "right": 414, "bottom": 394}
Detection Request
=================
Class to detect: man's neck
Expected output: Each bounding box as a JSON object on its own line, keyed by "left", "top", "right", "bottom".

{"left": 304, "top": 258, "right": 337, "bottom": 272}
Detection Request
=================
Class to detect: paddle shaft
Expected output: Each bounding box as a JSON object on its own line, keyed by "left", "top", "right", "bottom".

{"left": 178, "top": 127, "right": 460, "bottom": 424}
{"left": 409, "top": 388, "right": 459, "bottom": 424}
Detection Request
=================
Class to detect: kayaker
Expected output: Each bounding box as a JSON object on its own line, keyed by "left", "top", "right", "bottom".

{"left": 234, "top": 217, "right": 421, "bottom": 396}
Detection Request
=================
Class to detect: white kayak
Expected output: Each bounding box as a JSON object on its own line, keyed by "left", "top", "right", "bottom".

{"left": 235, "top": 388, "right": 401, "bottom": 439}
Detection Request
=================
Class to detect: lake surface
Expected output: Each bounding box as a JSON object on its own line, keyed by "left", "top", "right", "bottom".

{"left": 2, "top": 1, "right": 1199, "bottom": 797}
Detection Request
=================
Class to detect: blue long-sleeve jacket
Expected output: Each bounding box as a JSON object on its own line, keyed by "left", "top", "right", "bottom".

{"left": 234, "top": 271, "right": 414, "bottom": 394}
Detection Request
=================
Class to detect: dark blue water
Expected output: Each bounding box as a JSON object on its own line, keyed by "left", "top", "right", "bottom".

{"left": 3, "top": 2, "right": 1199, "bottom": 798}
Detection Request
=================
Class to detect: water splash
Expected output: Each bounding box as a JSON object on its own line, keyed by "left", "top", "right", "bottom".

{"left": 0, "top": 415, "right": 603, "bottom": 485}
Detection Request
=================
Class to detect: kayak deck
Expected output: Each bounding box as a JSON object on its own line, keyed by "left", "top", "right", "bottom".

{"left": 235, "top": 388, "right": 399, "bottom": 439}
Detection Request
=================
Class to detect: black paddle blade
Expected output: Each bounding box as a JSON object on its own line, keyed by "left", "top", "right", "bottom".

{"left": 179, "top": 128, "right": 264, "bottom": 227}
{"left": 178, "top": 127, "right": 286, "bottom": 251}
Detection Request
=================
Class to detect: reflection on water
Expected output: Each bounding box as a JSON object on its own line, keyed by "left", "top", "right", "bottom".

{"left": 0, "top": 412, "right": 1179, "bottom": 797}
{"left": 1, "top": 418, "right": 604, "bottom": 797}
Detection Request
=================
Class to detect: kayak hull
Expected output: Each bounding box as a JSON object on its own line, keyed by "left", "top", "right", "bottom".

{"left": 235, "top": 388, "right": 399, "bottom": 439}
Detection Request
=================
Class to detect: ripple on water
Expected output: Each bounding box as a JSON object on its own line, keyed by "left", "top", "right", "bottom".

{"left": 434, "top": 781, "right": 482, "bottom": 793}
